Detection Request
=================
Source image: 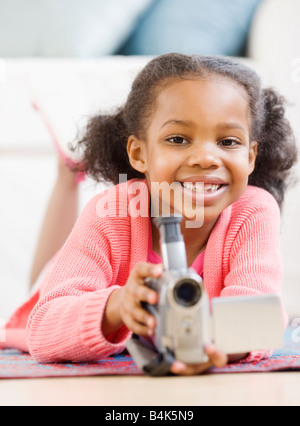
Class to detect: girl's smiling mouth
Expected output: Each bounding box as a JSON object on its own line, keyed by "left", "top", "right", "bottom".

{"left": 176, "top": 176, "right": 229, "bottom": 206}
{"left": 180, "top": 182, "right": 222, "bottom": 193}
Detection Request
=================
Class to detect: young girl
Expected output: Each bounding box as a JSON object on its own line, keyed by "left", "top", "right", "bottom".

{"left": 3, "top": 54, "right": 297, "bottom": 375}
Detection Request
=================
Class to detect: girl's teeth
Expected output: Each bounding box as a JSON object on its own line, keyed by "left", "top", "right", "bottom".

{"left": 182, "top": 183, "right": 221, "bottom": 193}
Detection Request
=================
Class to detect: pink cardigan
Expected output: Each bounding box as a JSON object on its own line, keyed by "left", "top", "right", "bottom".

{"left": 3, "top": 180, "right": 287, "bottom": 362}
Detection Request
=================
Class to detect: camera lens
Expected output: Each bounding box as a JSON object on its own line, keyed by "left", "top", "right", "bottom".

{"left": 173, "top": 280, "right": 201, "bottom": 307}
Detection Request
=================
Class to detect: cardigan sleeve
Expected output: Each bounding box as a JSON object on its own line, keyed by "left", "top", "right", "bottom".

{"left": 26, "top": 195, "right": 132, "bottom": 363}
{"left": 220, "top": 192, "right": 288, "bottom": 326}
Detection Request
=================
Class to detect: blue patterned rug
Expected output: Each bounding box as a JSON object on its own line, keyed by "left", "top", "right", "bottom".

{"left": 0, "top": 326, "right": 299, "bottom": 379}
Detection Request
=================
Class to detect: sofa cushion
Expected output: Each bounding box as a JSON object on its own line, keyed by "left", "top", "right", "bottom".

{"left": 0, "top": 0, "right": 153, "bottom": 56}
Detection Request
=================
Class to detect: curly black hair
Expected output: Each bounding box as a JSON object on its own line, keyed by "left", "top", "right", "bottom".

{"left": 73, "top": 53, "right": 298, "bottom": 209}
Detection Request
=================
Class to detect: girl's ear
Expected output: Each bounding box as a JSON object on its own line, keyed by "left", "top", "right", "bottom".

{"left": 248, "top": 141, "right": 258, "bottom": 176}
{"left": 127, "top": 135, "right": 147, "bottom": 174}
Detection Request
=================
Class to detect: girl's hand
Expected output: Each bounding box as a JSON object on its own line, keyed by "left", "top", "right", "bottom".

{"left": 170, "top": 345, "right": 228, "bottom": 376}
{"left": 119, "top": 262, "right": 163, "bottom": 337}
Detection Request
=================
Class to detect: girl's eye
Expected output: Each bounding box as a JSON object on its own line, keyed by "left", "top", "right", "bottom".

{"left": 167, "top": 136, "right": 188, "bottom": 144}
{"left": 219, "top": 139, "right": 240, "bottom": 147}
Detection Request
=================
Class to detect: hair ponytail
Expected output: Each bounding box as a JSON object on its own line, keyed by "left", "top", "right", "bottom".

{"left": 248, "top": 88, "right": 298, "bottom": 208}
{"left": 74, "top": 108, "right": 143, "bottom": 185}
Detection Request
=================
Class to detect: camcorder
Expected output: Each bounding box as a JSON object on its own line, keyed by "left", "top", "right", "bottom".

{"left": 126, "top": 216, "right": 284, "bottom": 376}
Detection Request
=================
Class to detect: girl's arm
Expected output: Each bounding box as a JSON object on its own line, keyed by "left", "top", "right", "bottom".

{"left": 219, "top": 191, "right": 288, "bottom": 362}
{"left": 26, "top": 195, "right": 132, "bottom": 363}
{"left": 222, "top": 192, "right": 286, "bottom": 316}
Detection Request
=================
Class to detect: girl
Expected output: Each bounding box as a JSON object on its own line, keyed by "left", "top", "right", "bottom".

{"left": 4, "top": 54, "right": 297, "bottom": 375}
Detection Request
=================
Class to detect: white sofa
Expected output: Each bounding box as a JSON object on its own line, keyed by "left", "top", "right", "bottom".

{"left": 1, "top": 0, "right": 300, "bottom": 321}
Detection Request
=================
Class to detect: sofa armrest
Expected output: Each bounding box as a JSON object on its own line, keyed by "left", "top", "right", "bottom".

{"left": 248, "top": 0, "right": 300, "bottom": 65}
{"left": 248, "top": 0, "right": 300, "bottom": 140}
{"left": 248, "top": 0, "right": 300, "bottom": 95}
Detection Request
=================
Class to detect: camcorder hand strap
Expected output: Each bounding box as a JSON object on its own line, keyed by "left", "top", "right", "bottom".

{"left": 126, "top": 334, "right": 175, "bottom": 377}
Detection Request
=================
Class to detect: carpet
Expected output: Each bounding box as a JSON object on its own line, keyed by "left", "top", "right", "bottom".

{"left": 0, "top": 326, "right": 299, "bottom": 379}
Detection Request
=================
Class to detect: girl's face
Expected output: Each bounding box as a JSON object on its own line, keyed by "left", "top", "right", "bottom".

{"left": 128, "top": 77, "right": 257, "bottom": 227}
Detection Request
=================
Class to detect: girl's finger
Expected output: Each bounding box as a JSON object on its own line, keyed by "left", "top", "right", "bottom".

{"left": 131, "top": 304, "right": 156, "bottom": 329}
{"left": 126, "top": 274, "right": 158, "bottom": 305}
{"left": 205, "top": 345, "right": 228, "bottom": 368}
{"left": 170, "top": 360, "right": 213, "bottom": 376}
{"left": 170, "top": 345, "right": 228, "bottom": 375}
{"left": 128, "top": 263, "right": 163, "bottom": 304}
{"left": 135, "top": 284, "right": 158, "bottom": 305}
{"left": 122, "top": 311, "right": 154, "bottom": 337}
{"left": 131, "top": 263, "right": 163, "bottom": 282}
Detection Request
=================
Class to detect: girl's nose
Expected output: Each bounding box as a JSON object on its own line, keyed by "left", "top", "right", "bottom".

{"left": 185, "top": 142, "right": 221, "bottom": 169}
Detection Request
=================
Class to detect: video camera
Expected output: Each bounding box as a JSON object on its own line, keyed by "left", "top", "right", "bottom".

{"left": 126, "top": 216, "right": 284, "bottom": 376}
